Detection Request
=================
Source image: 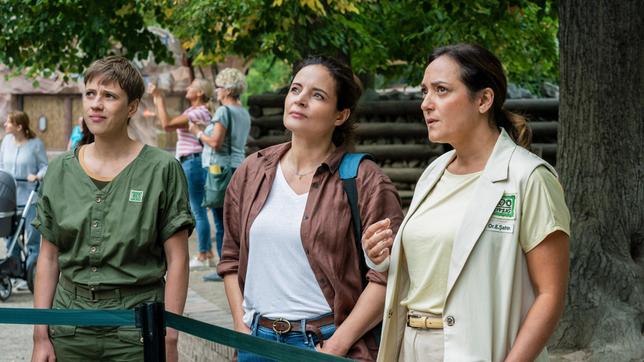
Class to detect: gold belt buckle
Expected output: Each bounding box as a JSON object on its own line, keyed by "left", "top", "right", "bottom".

{"left": 272, "top": 318, "right": 292, "bottom": 334}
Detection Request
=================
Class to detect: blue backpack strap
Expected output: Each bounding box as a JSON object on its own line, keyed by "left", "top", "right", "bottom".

{"left": 339, "top": 153, "right": 373, "bottom": 287}
{"left": 339, "top": 153, "right": 370, "bottom": 180}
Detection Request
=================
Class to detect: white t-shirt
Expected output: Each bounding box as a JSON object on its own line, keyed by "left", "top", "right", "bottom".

{"left": 242, "top": 163, "right": 332, "bottom": 326}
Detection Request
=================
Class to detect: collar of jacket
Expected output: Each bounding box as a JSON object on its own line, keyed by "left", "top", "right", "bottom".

{"left": 254, "top": 142, "right": 348, "bottom": 176}
{"left": 480, "top": 128, "right": 517, "bottom": 183}
{"left": 410, "top": 128, "right": 517, "bottom": 214}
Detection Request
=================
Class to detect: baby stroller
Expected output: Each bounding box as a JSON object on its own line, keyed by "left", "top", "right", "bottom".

{"left": 0, "top": 171, "right": 39, "bottom": 301}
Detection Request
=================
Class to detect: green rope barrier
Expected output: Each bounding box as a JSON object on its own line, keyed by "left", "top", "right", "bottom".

{"left": 0, "top": 308, "right": 134, "bottom": 326}
{"left": 165, "top": 312, "right": 353, "bottom": 362}
{"left": 0, "top": 307, "right": 354, "bottom": 361}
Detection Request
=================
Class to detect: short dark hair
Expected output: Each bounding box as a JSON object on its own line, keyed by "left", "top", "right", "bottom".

{"left": 428, "top": 44, "right": 531, "bottom": 147}
{"left": 84, "top": 56, "right": 145, "bottom": 103}
{"left": 79, "top": 56, "right": 145, "bottom": 146}
{"left": 292, "top": 56, "right": 363, "bottom": 148}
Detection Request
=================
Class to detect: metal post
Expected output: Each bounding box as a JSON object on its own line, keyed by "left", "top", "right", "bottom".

{"left": 135, "top": 302, "right": 166, "bottom": 362}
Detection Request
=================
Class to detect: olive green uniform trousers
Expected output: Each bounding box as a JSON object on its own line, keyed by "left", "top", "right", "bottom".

{"left": 48, "top": 280, "right": 164, "bottom": 362}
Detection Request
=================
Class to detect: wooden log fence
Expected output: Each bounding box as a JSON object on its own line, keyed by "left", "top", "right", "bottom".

{"left": 247, "top": 95, "right": 558, "bottom": 117}
{"left": 246, "top": 95, "right": 559, "bottom": 207}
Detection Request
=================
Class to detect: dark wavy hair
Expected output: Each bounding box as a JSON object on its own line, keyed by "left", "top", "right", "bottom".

{"left": 291, "top": 56, "right": 363, "bottom": 148}
{"left": 428, "top": 44, "right": 532, "bottom": 147}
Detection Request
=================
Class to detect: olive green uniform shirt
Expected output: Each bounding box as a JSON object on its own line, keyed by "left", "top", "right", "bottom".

{"left": 33, "top": 145, "right": 194, "bottom": 287}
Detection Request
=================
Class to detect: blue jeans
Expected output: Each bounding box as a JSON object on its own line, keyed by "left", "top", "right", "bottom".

{"left": 209, "top": 166, "right": 235, "bottom": 259}
{"left": 238, "top": 313, "right": 336, "bottom": 362}
{"left": 181, "top": 156, "right": 211, "bottom": 253}
{"left": 4, "top": 202, "right": 40, "bottom": 271}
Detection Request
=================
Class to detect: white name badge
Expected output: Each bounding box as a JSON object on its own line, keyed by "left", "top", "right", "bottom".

{"left": 486, "top": 221, "right": 515, "bottom": 233}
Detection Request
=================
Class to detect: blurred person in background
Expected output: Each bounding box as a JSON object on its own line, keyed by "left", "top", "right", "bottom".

{"left": 67, "top": 116, "right": 84, "bottom": 151}
{"left": 151, "top": 78, "right": 215, "bottom": 269}
{"left": 0, "top": 110, "right": 48, "bottom": 289}
{"left": 188, "top": 68, "right": 251, "bottom": 282}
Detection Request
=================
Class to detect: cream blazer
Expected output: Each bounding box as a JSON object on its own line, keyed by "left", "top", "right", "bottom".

{"left": 378, "top": 130, "right": 552, "bottom": 362}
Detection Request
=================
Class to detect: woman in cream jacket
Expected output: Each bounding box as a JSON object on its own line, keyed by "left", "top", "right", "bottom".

{"left": 363, "top": 44, "right": 570, "bottom": 362}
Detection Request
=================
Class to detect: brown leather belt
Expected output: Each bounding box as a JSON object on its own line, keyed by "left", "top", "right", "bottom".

{"left": 59, "top": 276, "right": 164, "bottom": 301}
{"left": 257, "top": 314, "right": 335, "bottom": 346}
{"left": 407, "top": 312, "right": 444, "bottom": 329}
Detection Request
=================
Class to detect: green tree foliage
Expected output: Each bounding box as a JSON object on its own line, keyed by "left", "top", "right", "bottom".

{"left": 163, "top": 0, "right": 558, "bottom": 86}
{"left": 0, "top": 0, "right": 172, "bottom": 80}
{"left": 379, "top": 0, "right": 559, "bottom": 86}
{"left": 161, "top": 0, "right": 380, "bottom": 67}
{"left": 0, "top": 0, "right": 557, "bottom": 88}
{"left": 243, "top": 55, "right": 291, "bottom": 104}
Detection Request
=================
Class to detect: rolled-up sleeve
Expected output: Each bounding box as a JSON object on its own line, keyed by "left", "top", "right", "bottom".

{"left": 31, "top": 177, "right": 57, "bottom": 244}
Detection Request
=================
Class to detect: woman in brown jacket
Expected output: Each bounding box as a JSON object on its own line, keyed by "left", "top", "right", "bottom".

{"left": 217, "top": 56, "right": 403, "bottom": 361}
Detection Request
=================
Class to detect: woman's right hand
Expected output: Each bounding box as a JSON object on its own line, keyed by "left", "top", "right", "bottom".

{"left": 362, "top": 218, "right": 394, "bottom": 265}
{"left": 234, "top": 320, "right": 251, "bottom": 335}
{"left": 149, "top": 83, "right": 164, "bottom": 104}
{"left": 32, "top": 327, "right": 55, "bottom": 362}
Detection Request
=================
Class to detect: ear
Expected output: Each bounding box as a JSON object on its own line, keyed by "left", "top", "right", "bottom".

{"left": 127, "top": 99, "right": 140, "bottom": 118}
{"left": 334, "top": 109, "right": 351, "bottom": 126}
{"left": 478, "top": 88, "right": 494, "bottom": 114}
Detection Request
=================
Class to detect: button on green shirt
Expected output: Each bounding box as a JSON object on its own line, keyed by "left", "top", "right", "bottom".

{"left": 33, "top": 145, "right": 194, "bottom": 287}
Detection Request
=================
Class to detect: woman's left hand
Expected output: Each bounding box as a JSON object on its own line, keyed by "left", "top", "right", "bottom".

{"left": 27, "top": 174, "right": 38, "bottom": 182}
{"left": 315, "top": 336, "right": 349, "bottom": 356}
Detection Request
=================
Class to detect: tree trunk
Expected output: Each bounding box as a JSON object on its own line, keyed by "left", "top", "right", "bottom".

{"left": 553, "top": 1, "right": 643, "bottom": 360}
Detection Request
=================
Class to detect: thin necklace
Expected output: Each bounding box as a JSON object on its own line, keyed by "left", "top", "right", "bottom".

{"left": 288, "top": 148, "right": 333, "bottom": 180}
{"left": 293, "top": 167, "right": 317, "bottom": 180}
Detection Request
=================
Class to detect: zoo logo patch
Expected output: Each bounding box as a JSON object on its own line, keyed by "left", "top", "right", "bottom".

{"left": 129, "top": 190, "right": 144, "bottom": 203}
{"left": 493, "top": 194, "right": 516, "bottom": 219}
